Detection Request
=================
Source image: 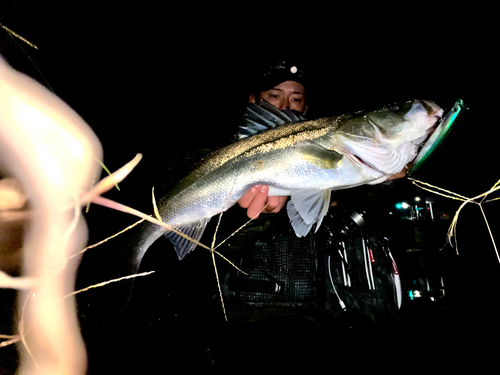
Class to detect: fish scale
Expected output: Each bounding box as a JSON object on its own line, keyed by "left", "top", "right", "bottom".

{"left": 111, "top": 98, "right": 448, "bottom": 311}
{"left": 148, "top": 99, "right": 443, "bottom": 261}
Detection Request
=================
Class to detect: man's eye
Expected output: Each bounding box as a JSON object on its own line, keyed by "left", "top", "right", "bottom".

{"left": 268, "top": 93, "right": 279, "bottom": 99}
{"left": 292, "top": 97, "right": 302, "bottom": 103}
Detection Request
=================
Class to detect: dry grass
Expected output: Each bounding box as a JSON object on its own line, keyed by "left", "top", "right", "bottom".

{"left": 410, "top": 177, "right": 500, "bottom": 263}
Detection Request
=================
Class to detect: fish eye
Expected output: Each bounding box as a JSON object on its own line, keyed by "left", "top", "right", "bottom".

{"left": 388, "top": 103, "right": 400, "bottom": 112}
{"left": 387, "top": 100, "right": 411, "bottom": 113}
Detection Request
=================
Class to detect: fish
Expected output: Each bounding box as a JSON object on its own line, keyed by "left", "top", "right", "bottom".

{"left": 133, "top": 99, "right": 443, "bottom": 263}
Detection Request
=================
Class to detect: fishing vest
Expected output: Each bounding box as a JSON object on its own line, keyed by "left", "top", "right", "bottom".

{"left": 221, "top": 207, "right": 402, "bottom": 325}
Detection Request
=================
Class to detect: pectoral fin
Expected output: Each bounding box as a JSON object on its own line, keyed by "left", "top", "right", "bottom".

{"left": 295, "top": 140, "right": 343, "bottom": 169}
{"left": 164, "top": 219, "right": 209, "bottom": 260}
{"left": 287, "top": 189, "right": 332, "bottom": 237}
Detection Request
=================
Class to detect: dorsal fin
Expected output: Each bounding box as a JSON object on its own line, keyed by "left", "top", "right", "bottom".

{"left": 237, "top": 99, "right": 305, "bottom": 139}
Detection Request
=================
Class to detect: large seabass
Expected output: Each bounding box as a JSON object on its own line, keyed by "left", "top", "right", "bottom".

{"left": 137, "top": 99, "right": 443, "bottom": 260}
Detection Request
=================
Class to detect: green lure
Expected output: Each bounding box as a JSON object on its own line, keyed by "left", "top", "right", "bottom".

{"left": 409, "top": 98, "right": 466, "bottom": 175}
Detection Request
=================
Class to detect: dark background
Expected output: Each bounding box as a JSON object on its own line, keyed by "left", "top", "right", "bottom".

{"left": 1, "top": 2, "right": 496, "bottom": 186}
{"left": 1, "top": 2, "right": 499, "bottom": 373}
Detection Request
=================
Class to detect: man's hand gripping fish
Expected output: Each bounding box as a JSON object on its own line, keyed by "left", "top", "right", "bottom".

{"left": 135, "top": 99, "right": 443, "bottom": 262}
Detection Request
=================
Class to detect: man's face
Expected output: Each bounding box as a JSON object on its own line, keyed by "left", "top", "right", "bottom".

{"left": 250, "top": 80, "right": 307, "bottom": 114}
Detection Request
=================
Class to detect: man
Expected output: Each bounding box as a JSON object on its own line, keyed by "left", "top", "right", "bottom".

{"left": 238, "top": 60, "right": 309, "bottom": 218}
{"left": 222, "top": 61, "right": 408, "bottom": 354}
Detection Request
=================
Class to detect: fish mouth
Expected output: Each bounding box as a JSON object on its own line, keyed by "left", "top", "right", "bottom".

{"left": 344, "top": 99, "right": 445, "bottom": 173}
{"left": 414, "top": 100, "right": 445, "bottom": 148}
{"left": 417, "top": 99, "right": 445, "bottom": 135}
{"left": 419, "top": 99, "right": 443, "bottom": 118}
{"left": 410, "top": 98, "right": 465, "bottom": 174}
